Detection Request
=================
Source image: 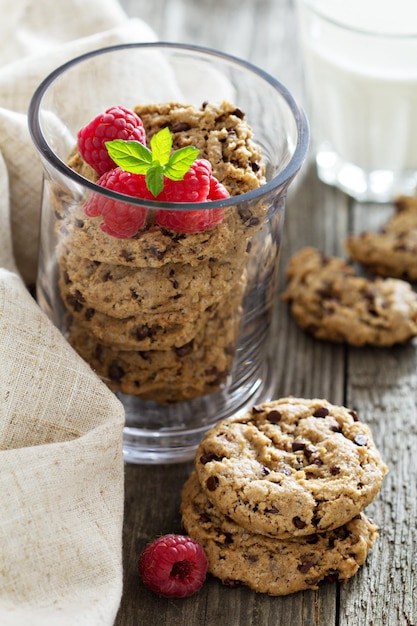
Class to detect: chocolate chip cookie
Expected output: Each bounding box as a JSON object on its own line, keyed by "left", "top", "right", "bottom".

{"left": 58, "top": 246, "right": 246, "bottom": 319}
{"left": 181, "top": 471, "right": 379, "bottom": 595}
{"left": 346, "top": 195, "right": 417, "bottom": 281}
{"left": 67, "top": 297, "right": 241, "bottom": 404}
{"left": 195, "top": 398, "right": 388, "bottom": 538}
{"left": 281, "top": 247, "right": 417, "bottom": 346}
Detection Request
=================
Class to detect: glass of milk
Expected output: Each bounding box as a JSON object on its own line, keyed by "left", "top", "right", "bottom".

{"left": 296, "top": 0, "right": 417, "bottom": 202}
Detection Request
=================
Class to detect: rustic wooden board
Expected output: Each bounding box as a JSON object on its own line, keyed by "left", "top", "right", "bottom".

{"left": 115, "top": 1, "right": 417, "bottom": 624}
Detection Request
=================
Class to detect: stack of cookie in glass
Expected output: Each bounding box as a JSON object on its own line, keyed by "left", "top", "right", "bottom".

{"left": 54, "top": 101, "right": 268, "bottom": 405}
{"left": 181, "top": 397, "right": 388, "bottom": 595}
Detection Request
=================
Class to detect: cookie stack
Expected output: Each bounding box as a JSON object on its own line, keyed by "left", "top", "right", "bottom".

{"left": 53, "top": 101, "right": 268, "bottom": 404}
{"left": 181, "top": 397, "right": 388, "bottom": 595}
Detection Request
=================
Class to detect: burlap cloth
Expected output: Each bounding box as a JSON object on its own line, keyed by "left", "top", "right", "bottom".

{"left": 0, "top": 1, "right": 156, "bottom": 624}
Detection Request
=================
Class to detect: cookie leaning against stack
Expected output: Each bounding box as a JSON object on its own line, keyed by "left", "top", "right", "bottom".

{"left": 180, "top": 397, "right": 388, "bottom": 595}
{"left": 281, "top": 247, "right": 417, "bottom": 346}
{"left": 345, "top": 194, "right": 417, "bottom": 281}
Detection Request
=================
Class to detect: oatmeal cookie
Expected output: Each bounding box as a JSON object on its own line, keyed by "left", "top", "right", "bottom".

{"left": 133, "top": 101, "right": 266, "bottom": 196}
{"left": 58, "top": 246, "right": 246, "bottom": 319}
{"left": 68, "top": 300, "right": 241, "bottom": 404}
{"left": 181, "top": 471, "right": 379, "bottom": 595}
{"left": 281, "top": 247, "right": 417, "bottom": 346}
{"left": 345, "top": 195, "right": 417, "bottom": 281}
{"left": 195, "top": 398, "right": 388, "bottom": 538}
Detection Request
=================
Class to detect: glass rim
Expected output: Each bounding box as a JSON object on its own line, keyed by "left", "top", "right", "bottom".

{"left": 300, "top": 0, "right": 417, "bottom": 39}
{"left": 28, "top": 41, "right": 309, "bottom": 211}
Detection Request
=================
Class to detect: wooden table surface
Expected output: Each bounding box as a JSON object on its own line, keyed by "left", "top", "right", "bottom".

{"left": 116, "top": 1, "right": 417, "bottom": 624}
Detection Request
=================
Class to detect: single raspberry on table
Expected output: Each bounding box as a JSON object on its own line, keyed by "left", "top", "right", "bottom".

{"left": 138, "top": 534, "right": 208, "bottom": 598}
{"left": 77, "top": 106, "right": 146, "bottom": 175}
{"left": 155, "top": 159, "right": 228, "bottom": 233}
{"left": 84, "top": 167, "right": 151, "bottom": 238}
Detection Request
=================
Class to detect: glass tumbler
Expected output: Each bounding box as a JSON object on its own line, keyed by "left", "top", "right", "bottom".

{"left": 29, "top": 43, "right": 309, "bottom": 464}
{"left": 296, "top": 0, "right": 417, "bottom": 202}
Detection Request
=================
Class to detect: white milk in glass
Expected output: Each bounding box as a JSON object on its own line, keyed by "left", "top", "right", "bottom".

{"left": 299, "top": 0, "right": 417, "bottom": 200}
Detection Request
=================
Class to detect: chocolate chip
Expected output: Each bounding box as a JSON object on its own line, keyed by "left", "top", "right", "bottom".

{"left": 246, "top": 555, "right": 259, "bottom": 563}
{"left": 265, "top": 506, "right": 279, "bottom": 514}
{"left": 75, "top": 218, "right": 84, "bottom": 228}
{"left": 237, "top": 206, "right": 253, "bottom": 223}
{"left": 313, "top": 407, "right": 329, "bottom": 418}
{"left": 298, "top": 560, "right": 314, "bottom": 574}
{"left": 135, "top": 325, "right": 151, "bottom": 340}
{"left": 306, "top": 534, "right": 319, "bottom": 544}
{"left": 329, "top": 422, "right": 342, "bottom": 433}
{"left": 66, "top": 293, "right": 84, "bottom": 312}
{"left": 148, "top": 247, "right": 165, "bottom": 261}
{"left": 63, "top": 270, "right": 71, "bottom": 285}
{"left": 171, "top": 122, "right": 191, "bottom": 133}
{"left": 251, "top": 405, "right": 264, "bottom": 414}
{"left": 324, "top": 572, "right": 340, "bottom": 584}
{"left": 349, "top": 409, "right": 360, "bottom": 421}
{"left": 200, "top": 453, "right": 222, "bottom": 465}
{"left": 119, "top": 250, "right": 135, "bottom": 263}
{"left": 330, "top": 465, "right": 341, "bottom": 475}
{"left": 267, "top": 410, "right": 281, "bottom": 424}
{"left": 206, "top": 476, "right": 219, "bottom": 491}
{"left": 175, "top": 341, "right": 194, "bottom": 357}
{"left": 354, "top": 434, "right": 368, "bottom": 446}
{"left": 222, "top": 578, "right": 243, "bottom": 588}
{"left": 292, "top": 441, "right": 306, "bottom": 452}
{"left": 108, "top": 363, "right": 124, "bottom": 382}
{"left": 304, "top": 446, "right": 315, "bottom": 460}
{"left": 84, "top": 308, "right": 95, "bottom": 321}
{"left": 293, "top": 516, "right": 306, "bottom": 529}
{"left": 199, "top": 513, "right": 211, "bottom": 524}
{"left": 232, "top": 107, "right": 245, "bottom": 119}
{"left": 261, "top": 466, "right": 270, "bottom": 476}
{"left": 102, "top": 271, "right": 112, "bottom": 282}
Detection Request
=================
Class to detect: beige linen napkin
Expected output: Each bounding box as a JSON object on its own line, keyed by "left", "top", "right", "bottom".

{"left": 0, "top": 1, "right": 157, "bottom": 624}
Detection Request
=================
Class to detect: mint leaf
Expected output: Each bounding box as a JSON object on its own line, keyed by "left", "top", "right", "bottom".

{"left": 146, "top": 164, "right": 165, "bottom": 197}
{"left": 105, "top": 128, "right": 200, "bottom": 196}
{"left": 106, "top": 139, "right": 152, "bottom": 174}
{"left": 164, "top": 146, "right": 199, "bottom": 181}
{"left": 150, "top": 127, "right": 172, "bottom": 166}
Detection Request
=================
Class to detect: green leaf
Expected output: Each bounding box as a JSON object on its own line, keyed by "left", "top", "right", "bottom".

{"left": 150, "top": 127, "right": 172, "bottom": 166}
{"left": 164, "top": 146, "right": 199, "bottom": 181}
{"left": 106, "top": 139, "right": 152, "bottom": 173}
{"left": 146, "top": 164, "right": 165, "bottom": 197}
{"left": 105, "top": 128, "right": 200, "bottom": 195}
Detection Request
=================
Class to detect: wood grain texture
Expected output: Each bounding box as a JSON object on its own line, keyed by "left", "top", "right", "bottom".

{"left": 116, "top": 1, "right": 417, "bottom": 624}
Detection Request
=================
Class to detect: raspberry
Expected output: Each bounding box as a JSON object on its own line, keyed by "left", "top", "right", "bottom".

{"left": 77, "top": 106, "right": 146, "bottom": 175}
{"left": 159, "top": 159, "right": 212, "bottom": 203}
{"left": 155, "top": 159, "right": 228, "bottom": 233}
{"left": 84, "top": 167, "right": 150, "bottom": 238}
{"left": 138, "top": 534, "right": 207, "bottom": 598}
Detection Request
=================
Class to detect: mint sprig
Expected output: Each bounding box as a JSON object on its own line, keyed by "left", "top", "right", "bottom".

{"left": 105, "top": 127, "right": 198, "bottom": 197}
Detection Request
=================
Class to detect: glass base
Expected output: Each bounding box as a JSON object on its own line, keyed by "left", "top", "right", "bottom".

{"left": 316, "top": 144, "right": 417, "bottom": 203}
{"left": 121, "top": 355, "right": 275, "bottom": 464}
